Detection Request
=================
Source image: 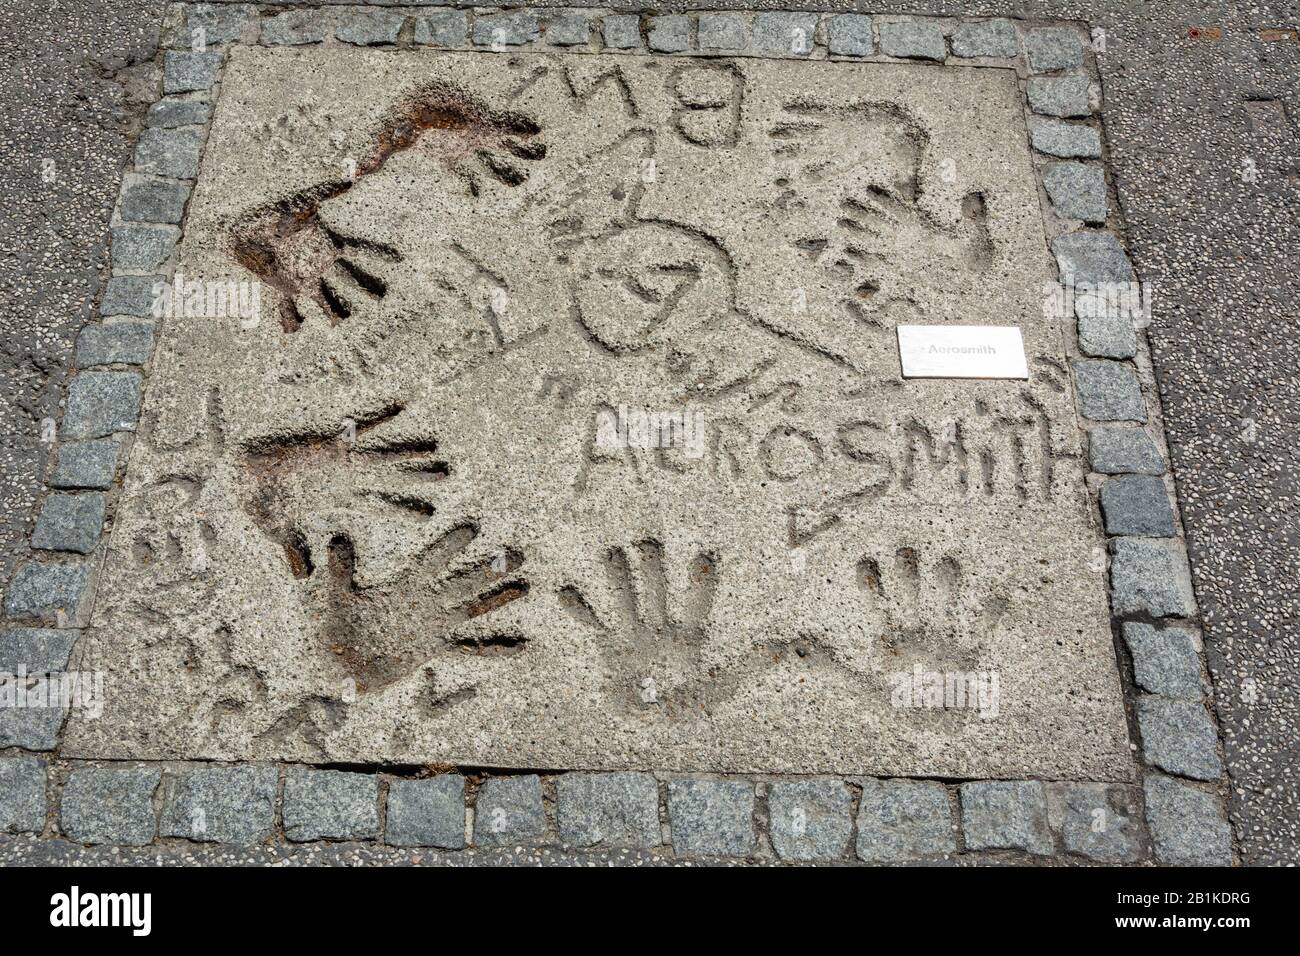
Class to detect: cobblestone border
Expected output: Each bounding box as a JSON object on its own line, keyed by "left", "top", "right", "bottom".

{"left": 0, "top": 4, "right": 1233, "bottom": 866}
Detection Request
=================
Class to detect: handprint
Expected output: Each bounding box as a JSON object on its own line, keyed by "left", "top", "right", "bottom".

{"left": 767, "top": 101, "right": 994, "bottom": 335}
{"left": 856, "top": 545, "right": 1006, "bottom": 669}
{"left": 560, "top": 540, "right": 722, "bottom": 715}
{"left": 310, "top": 525, "right": 529, "bottom": 693}
{"left": 242, "top": 404, "right": 529, "bottom": 693}
{"left": 231, "top": 81, "right": 547, "bottom": 333}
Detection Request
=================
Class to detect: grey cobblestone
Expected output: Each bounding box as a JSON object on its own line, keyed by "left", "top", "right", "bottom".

{"left": 1026, "top": 27, "right": 1086, "bottom": 73}
{"left": 0, "top": 629, "right": 78, "bottom": 749}
{"left": 31, "top": 493, "right": 106, "bottom": 555}
{"left": 1053, "top": 231, "right": 1134, "bottom": 285}
{"left": 753, "top": 13, "right": 818, "bottom": 57}
{"left": 1143, "top": 774, "right": 1232, "bottom": 865}
{"left": 473, "top": 11, "right": 541, "bottom": 48}
{"left": 1101, "top": 475, "right": 1176, "bottom": 537}
{"left": 856, "top": 779, "right": 954, "bottom": 862}
{"left": 1044, "top": 161, "right": 1108, "bottom": 223}
{"left": 950, "top": 19, "right": 1018, "bottom": 58}
{"left": 118, "top": 174, "right": 190, "bottom": 224}
{"left": 162, "top": 50, "right": 222, "bottom": 94}
{"left": 63, "top": 371, "right": 143, "bottom": 439}
{"left": 146, "top": 98, "right": 211, "bottom": 129}
{"left": 76, "top": 321, "right": 155, "bottom": 367}
{"left": 768, "top": 779, "right": 852, "bottom": 861}
{"left": 556, "top": 771, "right": 660, "bottom": 849}
{"left": 1058, "top": 784, "right": 1140, "bottom": 862}
{"left": 261, "top": 10, "right": 331, "bottom": 46}
{"left": 414, "top": 11, "right": 466, "bottom": 48}
{"left": 0, "top": 758, "right": 47, "bottom": 834}
{"left": 1124, "top": 622, "right": 1203, "bottom": 698}
{"left": 545, "top": 12, "right": 594, "bottom": 47}
{"left": 697, "top": 13, "right": 749, "bottom": 52}
{"left": 1030, "top": 119, "right": 1102, "bottom": 158}
{"left": 647, "top": 15, "right": 690, "bottom": 54}
{"left": 1028, "top": 75, "right": 1092, "bottom": 117}
{"left": 100, "top": 275, "right": 163, "bottom": 318}
{"left": 1088, "top": 427, "right": 1165, "bottom": 475}
{"left": 960, "top": 781, "right": 1052, "bottom": 855}
{"left": 160, "top": 766, "right": 278, "bottom": 844}
{"left": 110, "top": 223, "right": 180, "bottom": 272}
{"left": 1138, "top": 697, "right": 1223, "bottom": 780}
{"left": 668, "top": 778, "right": 755, "bottom": 857}
{"left": 283, "top": 769, "right": 379, "bottom": 842}
{"left": 602, "top": 15, "right": 641, "bottom": 50}
{"left": 1077, "top": 293, "right": 1138, "bottom": 359}
{"left": 61, "top": 768, "right": 160, "bottom": 846}
{"left": 386, "top": 775, "right": 466, "bottom": 849}
{"left": 1089, "top": 427, "right": 1166, "bottom": 477}
{"left": 473, "top": 775, "right": 546, "bottom": 845}
{"left": 3, "top": 562, "right": 92, "bottom": 625}
{"left": 135, "top": 127, "right": 203, "bottom": 180}
{"left": 336, "top": 10, "right": 405, "bottom": 47}
{"left": 878, "top": 20, "right": 946, "bottom": 62}
{"left": 50, "top": 439, "right": 120, "bottom": 490}
{"left": 1110, "top": 538, "right": 1197, "bottom": 618}
{"left": 827, "top": 14, "right": 873, "bottom": 56}
{"left": 1072, "top": 360, "right": 1145, "bottom": 421}
{"left": 179, "top": 3, "right": 250, "bottom": 47}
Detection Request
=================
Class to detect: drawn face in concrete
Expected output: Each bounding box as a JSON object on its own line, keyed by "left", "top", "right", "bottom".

{"left": 65, "top": 50, "right": 1132, "bottom": 781}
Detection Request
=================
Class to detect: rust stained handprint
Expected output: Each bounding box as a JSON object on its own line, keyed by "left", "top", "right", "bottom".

{"left": 243, "top": 405, "right": 530, "bottom": 694}
{"left": 231, "top": 81, "right": 547, "bottom": 333}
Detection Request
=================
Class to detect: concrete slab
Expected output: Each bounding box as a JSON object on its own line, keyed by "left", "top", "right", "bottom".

{"left": 63, "top": 47, "right": 1130, "bottom": 779}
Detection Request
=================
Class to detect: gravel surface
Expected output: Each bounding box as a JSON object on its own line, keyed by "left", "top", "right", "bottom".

{"left": 0, "top": 0, "right": 1295, "bottom": 865}
{"left": 0, "top": 1, "right": 162, "bottom": 581}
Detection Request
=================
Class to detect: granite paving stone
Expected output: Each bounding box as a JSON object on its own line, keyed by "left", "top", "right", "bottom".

{"left": 61, "top": 767, "right": 160, "bottom": 846}
{"left": 960, "top": 781, "right": 1053, "bottom": 855}
{"left": 473, "top": 775, "right": 546, "bottom": 845}
{"left": 669, "top": 779, "right": 755, "bottom": 857}
{"left": 386, "top": 775, "right": 466, "bottom": 849}
{"left": 49, "top": 439, "right": 120, "bottom": 490}
{"left": 856, "top": 780, "right": 955, "bottom": 862}
{"left": 30, "top": 493, "right": 106, "bottom": 555}
{"left": 556, "top": 772, "right": 660, "bottom": 849}
{"left": 1124, "top": 622, "right": 1203, "bottom": 698}
{"left": 1137, "top": 697, "right": 1223, "bottom": 780}
{"left": 768, "top": 779, "right": 852, "bottom": 861}
{"left": 283, "top": 769, "right": 379, "bottom": 842}
{"left": 160, "top": 765, "right": 278, "bottom": 844}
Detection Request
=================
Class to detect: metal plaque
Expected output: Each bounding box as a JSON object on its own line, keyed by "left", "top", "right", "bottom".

{"left": 897, "top": 325, "right": 1030, "bottom": 379}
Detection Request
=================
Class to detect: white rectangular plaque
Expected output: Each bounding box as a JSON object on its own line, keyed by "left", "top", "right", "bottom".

{"left": 897, "top": 325, "right": 1029, "bottom": 379}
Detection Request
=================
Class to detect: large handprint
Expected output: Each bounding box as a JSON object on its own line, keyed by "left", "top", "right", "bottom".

{"left": 243, "top": 404, "right": 529, "bottom": 694}
{"left": 231, "top": 81, "right": 547, "bottom": 334}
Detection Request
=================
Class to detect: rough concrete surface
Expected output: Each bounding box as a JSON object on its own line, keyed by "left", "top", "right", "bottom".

{"left": 61, "top": 46, "right": 1130, "bottom": 779}
{"left": 1, "top": 0, "right": 1296, "bottom": 866}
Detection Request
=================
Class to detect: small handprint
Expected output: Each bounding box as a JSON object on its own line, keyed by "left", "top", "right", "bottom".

{"left": 560, "top": 540, "right": 722, "bottom": 714}
{"left": 856, "top": 546, "right": 1006, "bottom": 669}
